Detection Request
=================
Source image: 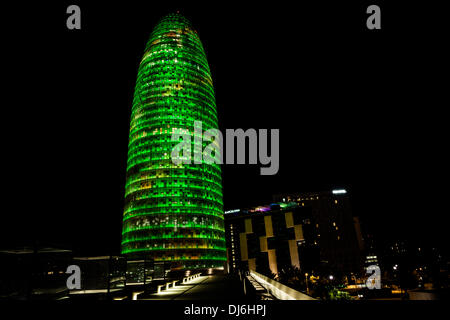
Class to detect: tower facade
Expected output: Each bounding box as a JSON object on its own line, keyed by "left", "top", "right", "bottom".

{"left": 122, "top": 14, "right": 225, "bottom": 269}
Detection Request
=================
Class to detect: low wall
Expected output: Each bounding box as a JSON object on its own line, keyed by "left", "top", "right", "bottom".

{"left": 250, "top": 270, "right": 316, "bottom": 300}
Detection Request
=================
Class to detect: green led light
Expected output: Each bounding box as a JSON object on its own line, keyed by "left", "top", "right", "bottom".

{"left": 122, "top": 225, "right": 225, "bottom": 234}
{"left": 121, "top": 13, "right": 225, "bottom": 269}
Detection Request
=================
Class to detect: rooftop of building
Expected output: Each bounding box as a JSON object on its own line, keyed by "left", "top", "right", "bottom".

{"left": 0, "top": 247, "right": 72, "bottom": 255}
{"left": 224, "top": 189, "right": 349, "bottom": 218}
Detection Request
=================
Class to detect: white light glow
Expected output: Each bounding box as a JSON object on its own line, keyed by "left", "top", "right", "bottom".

{"left": 132, "top": 291, "right": 144, "bottom": 300}
{"left": 224, "top": 209, "right": 240, "bottom": 214}
{"left": 332, "top": 189, "right": 347, "bottom": 194}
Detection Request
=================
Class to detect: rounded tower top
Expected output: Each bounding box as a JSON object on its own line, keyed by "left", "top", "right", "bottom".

{"left": 157, "top": 12, "right": 193, "bottom": 27}
{"left": 142, "top": 12, "right": 211, "bottom": 81}
{"left": 145, "top": 12, "right": 199, "bottom": 50}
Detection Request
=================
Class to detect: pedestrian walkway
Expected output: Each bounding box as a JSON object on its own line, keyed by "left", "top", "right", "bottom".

{"left": 140, "top": 274, "right": 245, "bottom": 300}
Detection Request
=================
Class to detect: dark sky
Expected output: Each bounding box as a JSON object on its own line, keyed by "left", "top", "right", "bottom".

{"left": 1, "top": 1, "right": 448, "bottom": 255}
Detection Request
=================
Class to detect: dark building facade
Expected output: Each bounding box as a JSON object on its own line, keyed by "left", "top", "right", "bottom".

{"left": 0, "top": 248, "right": 72, "bottom": 300}
{"left": 224, "top": 189, "right": 363, "bottom": 279}
{"left": 224, "top": 203, "right": 321, "bottom": 276}
{"left": 273, "top": 189, "right": 363, "bottom": 274}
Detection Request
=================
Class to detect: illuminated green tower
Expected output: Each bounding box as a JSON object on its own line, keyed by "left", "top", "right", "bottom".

{"left": 122, "top": 13, "right": 225, "bottom": 269}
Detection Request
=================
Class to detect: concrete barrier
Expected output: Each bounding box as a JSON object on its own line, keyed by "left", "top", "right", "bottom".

{"left": 250, "top": 270, "right": 316, "bottom": 300}
{"left": 182, "top": 273, "right": 201, "bottom": 284}
{"left": 132, "top": 291, "right": 144, "bottom": 300}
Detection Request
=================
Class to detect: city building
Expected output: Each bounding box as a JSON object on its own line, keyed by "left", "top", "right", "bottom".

{"left": 121, "top": 13, "right": 225, "bottom": 270}
{"left": 0, "top": 247, "right": 72, "bottom": 300}
{"left": 0, "top": 248, "right": 131, "bottom": 300}
{"left": 69, "top": 256, "right": 126, "bottom": 300}
{"left": 273, "top": 189, "right": 364, "bottom": 274}
{"left": 224, "top": 203, "right": 321, "bottom": 276}
{"left": 224, "top": 189, "right": 364, "bottom": 279}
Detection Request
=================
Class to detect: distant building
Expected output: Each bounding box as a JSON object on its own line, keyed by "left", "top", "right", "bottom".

{"left": 69, "top": 256, "right": 126, "bottom": 297}
{"left": 0, "top": 247, "right": 72, "bottom": 300}
{"left": 0, "top": 248, "right": 131, "bottom": 300}
{"left": 273, "top": 189, "right": 364, "bottom": 274}
{"left": 224, "top": 189, "right": 363, "bottom": 277}
{"left": 224, "top": 203, "right": 321, "bottom": 276}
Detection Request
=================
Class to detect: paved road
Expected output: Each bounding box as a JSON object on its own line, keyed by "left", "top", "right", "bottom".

{"left": 141, "top": 274, "right": 245, "bottom": 300}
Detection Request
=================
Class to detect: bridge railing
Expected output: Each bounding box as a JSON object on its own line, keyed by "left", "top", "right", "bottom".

{"left": 249, "top": 270, "right": 316, "bottom": 300}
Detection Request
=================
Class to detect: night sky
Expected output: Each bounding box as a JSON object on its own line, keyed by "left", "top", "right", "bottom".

{"left": 2, "top": 1, "right": 447, "bottom": 255}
